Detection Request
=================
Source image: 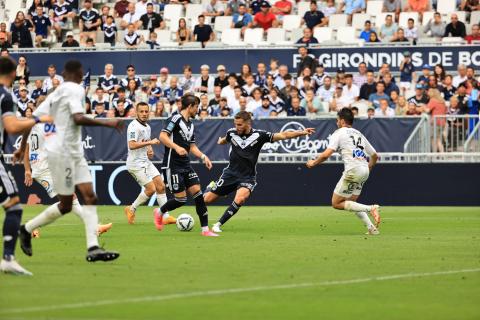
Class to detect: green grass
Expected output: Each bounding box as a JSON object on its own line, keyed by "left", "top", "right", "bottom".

{"left": 0, "top": 206, "right": 479, "bottom": 320}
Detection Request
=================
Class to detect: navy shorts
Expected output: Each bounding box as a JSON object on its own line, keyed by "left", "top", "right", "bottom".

{"left": 210, "top": 171, "right": 257, "bottom": 197}
{"left": 0, "top": 160, "right": 19, "bottom": 206}
{"left": 162, "top": 167, "right": 201, "bottom": 194}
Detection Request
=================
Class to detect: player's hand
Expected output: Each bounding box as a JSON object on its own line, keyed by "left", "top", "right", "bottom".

{"left": 303, "top": 128, "right": 315, "bottom": 135}
{"left": 175, "top": 146, "right": 188, "bottom": 156}
{"left": 150, "top": 138, "right": 160, "bottom": 145}
{"left": 306, "top": 159, "right": 316, "bottom": 169}
{"left": 203, "top": 155, "right": 212, "bottom": 170}
{"left": 108, "top": 119, "right": 125, "bottom": 132}
{"left": 147, "top": 146, "right": 154, "bottom": 159}
{"left": 24, "top": 171, "right": 33, "bottom": 187}
{"left": 217, "top": 137, "right": 223, "bottom": 145}
{"left": 39, "top": 115, "right": 54, "bottom": 123}
{"left": 12, "top": 149, "right": 24, "bottom": 165}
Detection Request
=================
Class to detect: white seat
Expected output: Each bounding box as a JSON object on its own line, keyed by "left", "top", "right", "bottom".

{"left": 136, "top": 30, "right": 150, "bottom": 41}
{"left": 181, "top": 42, "right": 202, "bottom": 48}
{"left": 441, "top": 37, "right": 466, "bottom": 44}
{"left": 337, "top": 26, "right": 363, "bottom": 45}
{"left": 244, "top": 28, "right": 264, "bottom": 45}
{"left": 267, "top": 28, "right": 286, "bottom": 43}
{"left": 297, "top": 1, "right": 310, "bottom": 17}
{"left": 399, "top": 12, "right": 419, "bottom": 29}
{"left": 169, "top": 17, "right": 184, "bottom": 32}
{"left": 443, "top": 11, "right": 467, "bottom": 24}
{"left": 290, "top": 28, "right": 304, "bottom": 41}
{"left": 95, "top": 42, "right": 112, "bottom": 49}
{"left": 163, "top": 4, "right": 183, "bottom": 22}
{"left": 374, "top": 12, "right": 391, "bottom": 29}
{"left": 214, "top": 16, "right": 233, "bottom": 32}
{"left": 282, "top": 15, "right": 302, "bottom": 31}
{"left": 366, "top": 0, "right": 383, "bottom": 16}
{"left": 437, "top": 0, "right": 456, "bottom": 14}
{"left": 417, "top": 37, "right": 440, "bottom": 45}
{"left": 185, "top": 4, "right": 203, "bottom": 24}
{"left": 205, "top": 41, "right": 225, "bottom": 48}
{"left": 159, "top": 42, "right": 179, "bottom": 48}
{"left": 471, "top": 11, "right": 480, "bottom": 25}
{"left": 328, "top": 14, "right": 348, "bottom": 28}
{"left": 422, "top": 11, "right": 435, "bottom": 26}
{"left": 156, "top": 30, "right": 173, "bottom": 42}
{"left": 352, "top": 13, "right": 371, "bottom": 30}
{"left": 313, "top": 27, "right": 333, "bottom": 43}
{"left": 221, "top": 28, "right": 242, "bottom": 45}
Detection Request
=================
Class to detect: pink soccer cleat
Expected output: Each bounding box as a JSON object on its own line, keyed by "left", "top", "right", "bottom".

{"left": 201, "top": 230, "right": 219, "bottom": 237}
{"left": 153, "top": 208, "right": 164, "bottom": 231}
{"left": 370, "top": 205, "right": 381, "bottom": 227}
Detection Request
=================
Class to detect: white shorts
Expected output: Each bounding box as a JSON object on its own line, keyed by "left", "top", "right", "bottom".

{"left": 33, "top": 170, "right": 57, "bottom": 199}
{"left": 47, "top": 152, "right": 92, "bottom": 195}
{"left": 399, "top": 81, "right": 411, "bottom": 90}
{"left": 127, "top": 162, "right": 161, "bottom": 187}
{"left": 334, "top": 166, "right": 370, "bottom": 198}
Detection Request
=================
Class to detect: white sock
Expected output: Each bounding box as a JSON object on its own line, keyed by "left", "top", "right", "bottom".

{"left": 355, "top": 211, "right": 374, "bottom": 229}
{"left": 344, "top": 201, "right": 372, "bottom": 212}
{"left": 132, "top": 191, "right": 150, "bottom": 211}
{"left": 201, "top": 226, "right": 209, "bottom": 232}
{"left": 71, "top": 198, "right": 82, "bottom": 216}
{"left": 76, "top": 205, "right": 99, "bottom": 249}
{"left": 156, "top": 193, "right": 169, "bottom": 219}
{"left": 25, "top": 203, "right": 62, "bottom": 233}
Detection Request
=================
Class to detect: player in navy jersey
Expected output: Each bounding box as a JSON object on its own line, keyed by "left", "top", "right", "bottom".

{"left": 0, "top": 57, "right": 52, "bottom": 275}
{"left": 159, "top": 94, "right": 218, "bottom": 237}
{"left": 204, "top": 111, "right": 315, "bottom": 233}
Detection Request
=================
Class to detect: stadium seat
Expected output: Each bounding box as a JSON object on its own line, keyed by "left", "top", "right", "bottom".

{"left": 214, "top": 16, "right": 233, "bottom": 32}
{"left": 297, "top": 1, "right": 310, "bottom": 17}
{"left": 185, "top": 4, "right": 203, "bottom": 24}
{"left": 336, "top": 26, "right": 364, "bottom": 45}
{"left": 437, "top": 0, "right": 456, "bottom": 14}
{"left": 95, "top": 43, "right": 112, "bottom": 50}
{"left": 244, "top": 28, "right": 265, "bottom": 45}
{"left": 156, "top": 30, "right": 173, "bottom": 42}
{"left": 441, "top": 37, "right": 466, "bottom": 45}
{"left": 137, "top": 30, "right": 150, "bottom": 41}
{"left": 164, "top": 4, "right": 184, "bottom": 22}
{"left": 417, "top": 37, "right": 440, "bottom": 45}
{"left": 422, "top": 11, "right": 435, "bottom": 26}
{"left": 204, "top": 41, "right": 225, "bottom": 48}
{"left": 181, "top": 42, "right": 202, "bottom": 48}
{"left": 266, "top": 28, "right": 288, "bottom": 44}
{"left": 374, "top": 13, "right": 390, "bottom": 28}
{"left": 290, "top": 28, "right": 304, "bottom": 41}
{"left": 366, "top": 0, "right": 383, "bottom": 16}
{"left": 282, "top": 15, "right": 302, "bottom": 31}
{"left": 399, "top": 12, "right": 419, "bottom": 29}
{"left": 328, "top": 14, "right": 348, "bottom": 28}
{"left": 221, "top": 28, "right": 242, "bottom": 45}
{"left": 471, "top": 11, "right": 480, "bottom": 25}
{"left": 169, "top": 17, "right": 183, "bottom": 32}
{"left": 352, "top": 13, "right": 371, "bottom": 30}
{"left": 116, "top": 30, "right": 125, "bottom": 43}
{"left": 444, "top": 11, "right": 467, "bottom": 24}
{"left": 159, "top": 42, "right": 179, "bottom": 48}
{"left": 313, "top": 27, "right": 333, "bottom": 43}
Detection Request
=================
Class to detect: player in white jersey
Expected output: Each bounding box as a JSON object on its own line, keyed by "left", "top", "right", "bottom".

{"left": 14, "top": 60, "right": 123, "bottom": 262}
{"left": 21, "top": 121, "right": 113, "bottom": 238}
{"left": 306, "top": 108, "right": 381, "bottom": 235}
{"left": 124, "top": 102, "right": 176, "bottom": 228}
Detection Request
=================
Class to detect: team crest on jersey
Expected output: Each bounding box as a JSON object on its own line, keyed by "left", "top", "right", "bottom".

{"left": 41, "top": 180, "right": 51, "bottom": 191}
{"left": 129, "top": 131, "right": 136, "bottom": 139}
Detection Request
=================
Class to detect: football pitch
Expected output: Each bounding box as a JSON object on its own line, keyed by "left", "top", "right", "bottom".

{"left": 1, "top": 206, "right": 479, "bottom": 320}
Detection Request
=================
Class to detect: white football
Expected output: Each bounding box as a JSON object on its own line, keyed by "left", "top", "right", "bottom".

{"left": 176, "top": 213, "right": 194, "bottom": 231}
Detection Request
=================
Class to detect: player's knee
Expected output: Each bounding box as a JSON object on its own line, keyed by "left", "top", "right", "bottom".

{"left": 235, "top": 196, "right": 247, "bottom": 206}
{"left": 144, "top": 184, "right": 155, "bottom": 197}
{"left": 154, "top": 183, "right": 165, "bottom": 194}
{"left": 83, "top": 193, "right": 98, "bottom": 205}
{"left": 331, "top": 201, "right": 343, "bottom": 210}
{"left": 58, "top": 202, "right": 72, "bottom": 214}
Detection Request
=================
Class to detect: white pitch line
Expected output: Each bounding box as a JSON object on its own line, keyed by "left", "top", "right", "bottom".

{"left": 1, "top": 268, "right": 479, "bottom": 315}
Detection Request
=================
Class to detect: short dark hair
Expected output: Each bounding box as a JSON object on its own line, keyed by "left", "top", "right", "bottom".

{"left": 181, "top": 94, "right": 198, "bottom": 110}
{"left": 64, "top": 60, "right": 82, "bottom": 74}
{"left": 0, "top": 57, "right": 16, "bottom": 75}
{"left": 344, "top": 74, "right": 353, "bottom": 79}
{"left": 198, "top": 14, "right": 205, "bottom": 19}
{"left": 283, "top": 74, "right": 292, "bottom": 80}
{"left": 337, "top": 107, "right": 354, "bottom": 125}
{"left": 235, "top": 110, "right": 252, "bottom": 122}
{"left": 136, "top": 101, "right": 149, "bottom": 110}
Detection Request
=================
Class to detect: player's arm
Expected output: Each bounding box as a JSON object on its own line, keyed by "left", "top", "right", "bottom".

{"left": 72, "top": 113, "right": 124, "bottom": 131}
{"left": 306, "top": 148, "right": 335, "bottom": 168}
{"left": 368, "top": 152, "right": 378, "bottom": 171}
{"left": 272, "top": 128, "right": 315, "bottom": 142}
{"left": 3, "top": 114, "right": 51, "bottom": 134}
{"left": 128, "top": 138, "right": 160, "bottom": 150}
{"left": 159, "top": 131, "right": 188, "bottom": 156}
{"left": 189, "top": 143, "right": 212, "bottom": 170}
{"left": 217, "top": 136, "right": 228, "bottom": 145}
{"left": 23, "top": 142, "right": 33, "bottom": 187}
{"left": 147, "top": 145, "right": 154, "bottom": 159}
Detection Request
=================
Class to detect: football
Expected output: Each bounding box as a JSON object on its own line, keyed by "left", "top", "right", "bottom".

{"left": 176, "top": 213, "right": 194, "bottom": 231}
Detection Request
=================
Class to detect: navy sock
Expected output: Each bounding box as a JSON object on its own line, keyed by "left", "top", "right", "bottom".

{"left": 161, "top": 196, "right": 187, "bottom": 214}
{"left": 3, "top": 204, "right": 22, "bottom": 259}
{"left": 193, "top": 191, "right": 208, "bottom": 227}
{"left": 219, "top": 201, "right": 241, "bottom": 225}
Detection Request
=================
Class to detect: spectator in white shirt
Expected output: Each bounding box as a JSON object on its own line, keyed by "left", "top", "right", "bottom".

{"left": 194, "top": 64, "right": 215, "bottom": 94}
{"left": 374, "top": 98, "right": 395, "bottom": 117}
{"left": 341, "top": 74, "right": 360, "bottom": 107}
{"left": 203, "top": 0, "right": 225, "bottom": 18}
{"left": 42, "top": 64, "right": 64, "bottom": 91}
{"left": 404, "top": 18, "right": 418, "bottom": 44}
{"left": 135, "top": 0, "right": 150, "bottom": 17}
{"left": 121, "top": 2, "right": 142, "bottom": 29}
{"left": 316, "top": 76, "right": 335, "bottom": 103}
{"left": 353, "top": 62, "right": 368, "bottom": 87}
{"left": 221, "top": 73, "right": 238, "bottom": 104}
{"left": 242, "top": 73, "right": 258, "bottom": 95}
{"left": 452, "top": 64, "right": 468, "bottom": 88}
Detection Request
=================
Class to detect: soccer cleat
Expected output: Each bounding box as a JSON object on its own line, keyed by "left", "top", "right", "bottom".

{"left": 124, "top": 206, "right": 136, "bottom": 224}
{"left": 163, "top": 215, "right": 177, "bottom": 225}
{"left": 32, "top": 229, "right": 40, "bottom": 238}
{"left": 153, "top": 208, "right": 164, "bottom": 231}
{"left": 366, "top": 226, "right": 380, "bottom": 235}
{"left": 201, "top": 230, "right": 219, "bottom": 237}
{"left": 19, "top": 225, "right": 33, "bottom": 257}
{"left": 97, "top": 223, "right": 113, "bottom": 236}
{"left": 86, "top": 247, "right": 120, "bottom": 262}
{"left": 370, "top": 205, "right": 381, "bottom": 227}
{"left": 212, "top": 222, "right": 223, "bottom": 233}
{"left": 0, "top": 256, "right": 33, "bottom": 276}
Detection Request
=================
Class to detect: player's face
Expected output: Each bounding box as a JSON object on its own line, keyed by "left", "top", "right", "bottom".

{"left": 137, "top": 105, "right": 149, "bottom": 122}
{"left": 188, "top": 104, "right": 199, "bottom": 117}
{"left": 234, "top": 118, "right": 251, "bottom": 135}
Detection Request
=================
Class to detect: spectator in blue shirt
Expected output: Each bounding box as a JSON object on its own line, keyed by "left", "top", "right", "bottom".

{"left": 231, "top": 4, "right": 253, "bottom": 36}
{"left": 253, "top": 95, "right": 276, "bottom": 118}
{"left": 359, "top": 20, "right": 373, "bottom": 41}
{"left": 32, "top": 6, "right": 51, "bottom": 46}
{"left": 287, "top": 96, "right": 307, "bottom": 116}
{"left": 341, "top": 0, "right": 366, "bottom": 24}
{"left": 399, "top": 51, "right": 415, "bottom": 94}
{"left": 368, "top": 82, "right": 392, "bottom": 108}
{"left": 302, "top": 1, "right": 327, "bottom": 29}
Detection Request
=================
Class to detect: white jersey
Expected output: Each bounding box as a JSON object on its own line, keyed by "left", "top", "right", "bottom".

{"left": 327, "top": 127, "right": 376, "bottom": 171}
{"left": 28, "top": 123, "right": 51, "bottom": 176}
{"left": 33, "top": 82, "right": 85, "bottom": 157}
{"left": 126, "top": 119, "right": 152, "bottom": 168}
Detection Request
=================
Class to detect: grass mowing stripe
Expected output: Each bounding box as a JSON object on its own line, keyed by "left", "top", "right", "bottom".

{"left": 2, "top": 268, "right": 479, "bottom": 315}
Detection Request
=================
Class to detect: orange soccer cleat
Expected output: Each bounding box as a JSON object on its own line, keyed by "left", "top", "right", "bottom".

{"left": 97, "top": 223, "right": 113, "bottom": 236}
{"left": 124, "top": 206, "right": 136, "bottom": 224}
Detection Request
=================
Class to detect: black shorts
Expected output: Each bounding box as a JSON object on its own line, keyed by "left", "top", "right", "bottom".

{"left": 162, "top": 167, "right": 201, "bottom": 194}
{"left": 0, "top": 160, "right": 19, "bottom": 206}
{"left": 210, "top": 171, "right": 257, "bottom": 197}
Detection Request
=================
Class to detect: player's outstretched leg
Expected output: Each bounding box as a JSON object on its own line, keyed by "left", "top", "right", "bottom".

{"left": 212, "top": 188, "right": 250, "bottom": 233}
{"left": 190, "top": 187, "right": 218, "bottom": 237}
{"left": 332, "top": 194, "right": 380, "bottom": 235}
{"left": 1, "top": 202, "right": 32, "bottom": 276}
{"left": 125, "top": 190, "right": 151, "bottom": 225}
